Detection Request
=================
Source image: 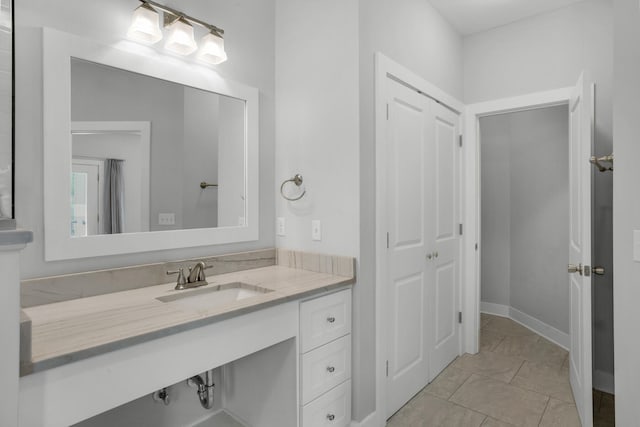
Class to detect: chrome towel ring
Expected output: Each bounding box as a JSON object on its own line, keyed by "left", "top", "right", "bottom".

{"left": 280, "top": 174, "right": 306, "bottom": 201}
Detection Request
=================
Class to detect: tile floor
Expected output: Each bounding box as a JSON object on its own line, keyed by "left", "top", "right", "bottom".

{"left": 387, "top": 313, "right": 614, "bottom": 427}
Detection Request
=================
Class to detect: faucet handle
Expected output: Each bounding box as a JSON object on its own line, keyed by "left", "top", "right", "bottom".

{"left": 167, "top": 268, "right": 188, "bottom": 290}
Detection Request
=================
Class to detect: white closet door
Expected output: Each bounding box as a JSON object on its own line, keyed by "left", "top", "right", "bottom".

{"left": 428, "top": 102, "right": 461, "bottom": 378}
{"left": 385, "top": 78, "right": 433, "bottom": 418}
{"left": 568, "top": 73, "right": 594, "bottom": 427}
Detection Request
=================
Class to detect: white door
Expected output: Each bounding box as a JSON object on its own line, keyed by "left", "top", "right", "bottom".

{"left": 428, "top": 102, "right": 461, "bottom": 378}
{"left": 385, "top": 78, "right": 432, "bottom": 417}
{"left": 71, "top": 160, "right": 102, "bottom": 237}
{"left": 568, "top": 73, "right": 593, "bottom": 427}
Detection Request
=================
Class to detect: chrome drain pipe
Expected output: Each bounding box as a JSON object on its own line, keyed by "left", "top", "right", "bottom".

{"left": 188, "top": 370, "right": 215, "bottom": 409}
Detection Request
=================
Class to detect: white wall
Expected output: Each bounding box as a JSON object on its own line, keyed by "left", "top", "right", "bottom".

{"left": 182, "top": 87, "right": 219, "bottom": 230}
{"left": 15, "top": 0, "right": 275, "bottom": 278}
{"left": 358, "top": 0, "right": 463, "bottom": 420}
{"left": 464, "top": 0, "right": 614, "bottom": 382}
{"left": 480, "top": 106, "right": 570, "bottom": 334}
{"left": 479, "top": 116, "right": 511, "bottom": 307}
{"left": 613, "top": 0, "right": 640, "bottom": 422}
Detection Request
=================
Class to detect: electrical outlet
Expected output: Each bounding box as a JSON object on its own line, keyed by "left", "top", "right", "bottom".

{"left": 311, "top": 220, "right": 321, "bottom": 241}
{"left": 158, "top": 213, "right": 175, "bottom": 225}
{"left": 277, "top": 217, "right": 286, "bottom": 236}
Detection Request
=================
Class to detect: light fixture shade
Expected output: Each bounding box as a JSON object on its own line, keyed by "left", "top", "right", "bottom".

{"left": 127, "top": 3, "right": 162, "bottom": 44}
{"left": 165, "top": 17, "right": 197, "bottom": 56}
{"left": 198, "top": 31, "right": 228, "bottom": 65}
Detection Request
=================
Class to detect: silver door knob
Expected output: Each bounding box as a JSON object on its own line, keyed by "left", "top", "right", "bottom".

{"left": 568, "top": 264, "right": 583, "bottom": 275}
{"left": 593, "top": 266, "right": 605, "bottom": 276}
{"left": 426, "top": 253, "right": 432, "bottom": 260}
{"left": 327, "top": 414, "right": 335, "bottom": 421}
{"left": 327, "top": 316, "right": 336, "bottom": 323}
{"left": 327, "top": 366, "right": 335, "bottom": 373}
{"left": 433, "top": 252, "right": 439, "bottom": 258}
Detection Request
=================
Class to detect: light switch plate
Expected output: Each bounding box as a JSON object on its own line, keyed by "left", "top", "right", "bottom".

{"left": 312, "top": 220, "right": 321, "bottom": 241}
{"left": 634, "top": 230, "right": 640, "bottom": 262}
{"left": 277, "top": 217, "right": 286, "bottom": 236}
{"left": 158, "top": 213, "right": 175, "bottom": 225}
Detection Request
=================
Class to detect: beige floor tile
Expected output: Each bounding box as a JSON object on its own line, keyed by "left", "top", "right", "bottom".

{"left": 492, "top": 334, "right": 540, "bottom": 356}
{"left": 481, "top": 417, "right": 515, "bottom": 427}
{"left": 510, "top": 360, "right": 574, "bottom": 403}
{"left": 480, "top": 313, "right": 494, "bottom": 327}
{"left": 387, "top": 393, "right": 486, "bottom": 427}
{"left": 538, "top": 398, "right": 581, "bottom": 427}
{"left": 482, "top": 317, "right": 536, "bottom": 337}
{"left": 452, "top": 352, "right": 524, "bottom": 383}
{"left": 450, "top": 374, "right": 549, "bottom": 427}
{"left": 425, "top": 365, "right": 472, "bottom": 400}
{"left": 479, "top": 329, "right": 505, "bottom": 353}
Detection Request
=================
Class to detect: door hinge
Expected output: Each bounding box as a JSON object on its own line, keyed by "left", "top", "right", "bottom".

{"left": 386, "top": 103, "right": 389, "bottom": 120}
{"left": 386, "top": 232, "right": 389, "bottom": 249}
{"left": 386, "top": 360, "right": 389, "bottom": 377}
{"left": 459, "top": 223, "right": 463, "bottom": 236}
{"left": 459, "top": 135, "right": 463, "bottom": 147}
{"left": 458, "top": 312, "right": 463, "bottom": 324}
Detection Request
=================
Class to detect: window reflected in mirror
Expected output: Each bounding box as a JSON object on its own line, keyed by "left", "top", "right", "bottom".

{"left": 69, "top": 58, "right": 247, "bottom": 237}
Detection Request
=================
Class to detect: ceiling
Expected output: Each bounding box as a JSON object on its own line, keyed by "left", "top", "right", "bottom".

{"left": 428, "top": 0, "right": 587, "bottom": 36}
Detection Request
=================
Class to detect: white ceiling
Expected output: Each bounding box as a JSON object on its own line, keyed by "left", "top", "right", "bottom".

{"left": 428, "top": 0, "right": 586, "bottom": 36}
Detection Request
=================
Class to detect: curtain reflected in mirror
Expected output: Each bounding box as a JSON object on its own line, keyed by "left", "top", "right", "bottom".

{"left": 0, "top": 0, "right": 13, "bottom": 224}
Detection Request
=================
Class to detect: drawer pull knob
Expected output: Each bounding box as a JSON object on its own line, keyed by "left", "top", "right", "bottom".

{"left": 327, "top": 414, "right": 335, "bottom": 421}
{"left": 327, "top": 316, "right": 336, "bottom": 323}
{"left": 327, "top": 366, "right": 335, "bottom": 373}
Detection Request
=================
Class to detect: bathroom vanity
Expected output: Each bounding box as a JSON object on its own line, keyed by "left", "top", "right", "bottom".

{"left": 19, "top": 249, "right": 355, "bottom": 427}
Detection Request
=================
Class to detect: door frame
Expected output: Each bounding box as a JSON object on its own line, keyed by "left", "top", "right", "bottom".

{"left": 374, "top": 53, "right": 464, "bottom": 424}
{"left": 463, "top": 87, "right": 574, "bottom": 354}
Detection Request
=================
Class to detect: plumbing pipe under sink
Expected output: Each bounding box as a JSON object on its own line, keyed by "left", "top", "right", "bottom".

{"left": 188, "top": 370, "right": 215, "bottom": 409}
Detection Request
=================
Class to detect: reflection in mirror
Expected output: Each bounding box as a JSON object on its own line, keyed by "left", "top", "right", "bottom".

{"left": 69, "top": 58, "right": 246, "bottom": 237}
{"left": 0, "top": 0, "right": 12, "bottom": 222}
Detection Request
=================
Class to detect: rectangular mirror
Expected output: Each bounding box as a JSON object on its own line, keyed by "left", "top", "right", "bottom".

{"left": 43, "top": 29, "right": 258, "bottom": 260}
{"left": 0, "top": 0, "right": 13, "bottom": 228}
{"left": 69, "top": 58, "right": 246, "bottom": 237}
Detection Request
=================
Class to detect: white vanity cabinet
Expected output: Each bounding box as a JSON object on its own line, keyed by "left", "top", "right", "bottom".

{"left": 299, "top": 289, "right": 352, "bottom": 427}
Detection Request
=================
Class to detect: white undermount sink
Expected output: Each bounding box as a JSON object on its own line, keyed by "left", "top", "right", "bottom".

{"left": 156, "top": 282, "right": 273, "bottom": 311}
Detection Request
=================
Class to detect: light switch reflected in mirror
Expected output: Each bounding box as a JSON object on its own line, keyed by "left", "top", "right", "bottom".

{"left": 69, "top": 58, "right": 246, "bottom": 238}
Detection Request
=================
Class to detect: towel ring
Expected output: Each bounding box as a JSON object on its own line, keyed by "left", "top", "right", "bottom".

{"left": 280, "top": 174, "right": 306, "bottom": 201}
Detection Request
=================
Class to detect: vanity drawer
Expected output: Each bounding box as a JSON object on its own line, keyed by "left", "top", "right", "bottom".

{"left": 302, "top": 335, "right": 351, "bottom": 404}
{"left": 302, "top": 380, "right": 351, "bottom": 427}
{"left": 300, "top": 289, "right": 351, "bottom": 353}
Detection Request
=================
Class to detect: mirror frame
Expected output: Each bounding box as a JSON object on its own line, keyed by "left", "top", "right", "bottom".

{"left": 0, "top": 0, "right": 15, "bottom": 230}
{"left": 43, "top": 28, "right": 259, "bottom": 261}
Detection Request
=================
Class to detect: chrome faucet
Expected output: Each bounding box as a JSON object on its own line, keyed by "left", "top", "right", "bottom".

{"left": 166, "top": 261, "right": 213, "bottom": 290}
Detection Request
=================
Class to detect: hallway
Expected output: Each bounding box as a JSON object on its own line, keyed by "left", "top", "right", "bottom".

{"left": 387, "top": 314, "right": 612, "bottom": 426}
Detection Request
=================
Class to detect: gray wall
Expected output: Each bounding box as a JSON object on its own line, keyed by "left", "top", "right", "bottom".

{"left": 481, "top": 106, "right": 570, "bottom": 334}
{"left": 358, "top": 0, "right": 463, "bottom": 420}
{"left": 613, "top": 0, "right": 640, "bottom": 422}
{"left": 465, "top": 0, "right": 614, "bottom": 381}
{"left": 15, "top": 0, "right": 275, "bottom": 279}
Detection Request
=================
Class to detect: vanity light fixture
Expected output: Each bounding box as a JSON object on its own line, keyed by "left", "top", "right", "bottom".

{"left": 164, "top": 17, "right": 197, "bottom": 56}
{"left": 127, "top": 0, "right": 227, "bottom": 64}
{"left": 126, "top": 2, "right": 163, "bottom": 44}
{"left": 198, "top": 30, "right": 227, "bottom": 65}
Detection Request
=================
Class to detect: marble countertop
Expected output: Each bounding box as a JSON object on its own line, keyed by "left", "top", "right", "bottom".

{"left": 22, "top": 264, "right": 354, "bottom": 374}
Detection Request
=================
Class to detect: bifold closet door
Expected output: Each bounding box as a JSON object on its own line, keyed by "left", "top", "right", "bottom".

{"left": 385, "top": 79, "right": 433, "bottom": 418}
{"left": 427, "top": 102, "right": 461, "bottom": 378}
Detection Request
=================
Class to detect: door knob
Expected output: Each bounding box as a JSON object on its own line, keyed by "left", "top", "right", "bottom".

{"left": 434, "top": 252, "right": 439, "bottom": 259}
{"left": 567, "top": 263, "right": 583, "bottom": 275}
{"left": 593, "top": 266, "right": 605, "bottom": 276}
{"left": 426, "top": 253, "right": 432, "bottom": 260}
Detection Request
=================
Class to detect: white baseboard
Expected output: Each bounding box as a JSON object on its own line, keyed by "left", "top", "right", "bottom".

{"left": 480, "top": 302, "right": 510, "bottom": 317}
{"left": 480, "top": 303, "right": 570, "bottom": 350}
{"left": 351, "top": 411, "right": 379, "bottom": 427}
{"left": 593, "top": 369, "right": 615, "bottom": 395}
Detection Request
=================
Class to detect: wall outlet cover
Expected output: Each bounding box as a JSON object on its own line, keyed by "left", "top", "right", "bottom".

{"left": 158, "top": 213, "right": 175, "bottom": 225}
{"left": 277, "top": 217, "right": 286, "bottom": 236}
{"left": 312, "top": 220, "right": 321, "bottom": 241}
